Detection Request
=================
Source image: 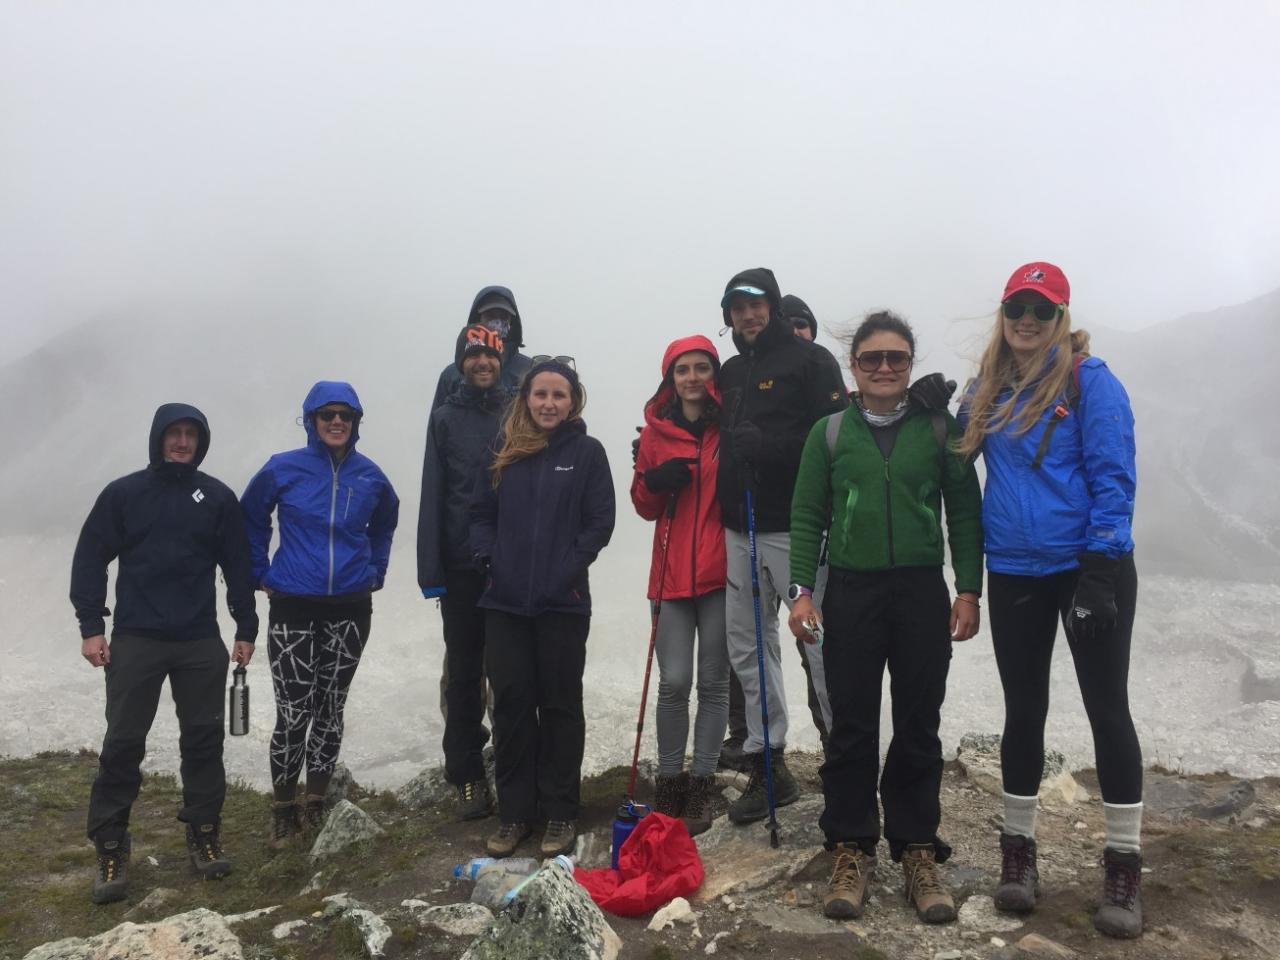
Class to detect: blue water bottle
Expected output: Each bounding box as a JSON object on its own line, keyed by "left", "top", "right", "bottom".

{"left": 611, "top": 800, "right": 651, "bottom": 869}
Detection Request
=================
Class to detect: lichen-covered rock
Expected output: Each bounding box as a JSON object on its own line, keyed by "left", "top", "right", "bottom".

{"left": 324, "top": 762, "right": 357, "bottom": 805}
{"left": 693, "top": 794, "right": 826, "bottom": 900}
{"left": 22, "top": 907, "right": 241, "bottom": 960}
{"left": 956, "top": 894, "right": 1025, "bottom": 933}
{"left": 346, "top": 908, "right": 392, "bottom": 958}
{"left": 406, "top": 901, "right": 495, "bottom": 937}
{"left": 309, "top": 800, "right": 384, "bottom": 860}
{"left": 394, "top": 766, "right": 453, "bottom": 812}
{"left": 123, "top": 886, "right": 180, "bottom": 920}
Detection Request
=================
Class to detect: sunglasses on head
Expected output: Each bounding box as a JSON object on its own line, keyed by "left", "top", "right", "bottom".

{"left": 854, "top": 350, "right": 913, "bottom": 373}
{"left": 531, "top": 354, "right": 576, "bottom": 370}
{"left": 315, "top": 409, "right": 355, "bottom": 423}
{"left": 1002, "top": 301, "right": 1062, "bottom": 323}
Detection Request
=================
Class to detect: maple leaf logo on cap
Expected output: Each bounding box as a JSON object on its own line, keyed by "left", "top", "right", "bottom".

{"left": 1025, "top": 268, "right": 1046, "bottom": 283}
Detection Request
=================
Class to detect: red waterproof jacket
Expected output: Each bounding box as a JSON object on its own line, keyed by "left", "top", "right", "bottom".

{"left": 631, "top": 336, "right": 726, "bottom": 601}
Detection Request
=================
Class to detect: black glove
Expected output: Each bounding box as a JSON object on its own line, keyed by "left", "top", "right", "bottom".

{"left": 644, "top": 457, "right": 694, "bottom": 493}
{"left": 730, "top": 421, "right": 763, "bottom": 466}
{"left": 908, "top": 373, "right": 957, "bottom": 412}
{"left": 1069, "top": 552, "right": 1119, "bottom": 642}
{"left": 631, "top": 426, "right": 642, "bottom": 468}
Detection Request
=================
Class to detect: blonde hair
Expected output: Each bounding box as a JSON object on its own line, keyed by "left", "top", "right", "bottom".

{"left": 957, "top": 306, "right": 1091, "bottom": 458}
{"left": 490, "top": 374, "right": 587, "bottom": 487}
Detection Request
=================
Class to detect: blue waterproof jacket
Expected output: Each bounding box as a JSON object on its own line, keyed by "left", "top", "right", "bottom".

{"left": 471, "top": 419, "right": 615, "bottom": 617}
{"left": 960, "top": 354, "right": 1136, "bottom": 576}
{"left": 241, "top": 382, "right": 400, "bottom": 596}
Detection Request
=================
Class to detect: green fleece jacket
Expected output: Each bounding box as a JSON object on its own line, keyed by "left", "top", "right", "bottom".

{"left": 789, "top": 408, "right": 984, "bottom": 593}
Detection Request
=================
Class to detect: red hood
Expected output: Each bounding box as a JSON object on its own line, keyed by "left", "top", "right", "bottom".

{"left": 644, "top": 335, "right": 721, "bottom": 426}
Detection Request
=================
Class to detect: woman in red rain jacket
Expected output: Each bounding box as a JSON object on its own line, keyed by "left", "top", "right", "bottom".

{"left": 631, "top": 335, "right": 727, "bottom": 836}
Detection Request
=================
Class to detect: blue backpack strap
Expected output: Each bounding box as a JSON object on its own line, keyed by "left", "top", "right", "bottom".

{"left": 1031, "top": 354, "right": 1085, "bottom": 470}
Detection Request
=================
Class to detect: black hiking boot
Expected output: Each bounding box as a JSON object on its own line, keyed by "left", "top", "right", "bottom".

{"left": 303, "top": 794, "right": 327, "bottom": 833}
{"left": 727, "top": 749, "right": 800, "bottom": 824}
{"left": 717, "top": 736, "right": 752, "bottom": 774}
{"left": 456, "top": 779, "right": 495, "bottom": 821}
{"left": 92, "top": 834, "right": 130, "bottom": 904}
{"left": 186, "top": 822, "right": 232, "bottom": 879}
{"left": 1094, "top": 848, "right": 1143, "bottom": 939}
{"left": 681, "top": 774, "right": 717, "bottom": 837}
{"left": 268, "top": 801, "right": 302, "bottom": 850}
{"left": 994, "top": 833, "right": 1040, "bottom": 913}
{"left": 654, "top": 772, "right": 688, "bottom": 818}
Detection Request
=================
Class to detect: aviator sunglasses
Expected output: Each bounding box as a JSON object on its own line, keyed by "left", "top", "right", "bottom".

{"left": 854, "top": 350, "right": 913, "bottom": 373}
{"left": 315, "top": 409, "right": 356, "bottom": 423}
{"left": 1002, "top": 301, "right": 1063, "bottom": 323}
{"left": 531, "top": 354, "right": 576, "bottom": 370}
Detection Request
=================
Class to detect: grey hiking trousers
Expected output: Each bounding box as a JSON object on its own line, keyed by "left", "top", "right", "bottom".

{"left": 655, "top": 589, "right": 730, "bottom": 777}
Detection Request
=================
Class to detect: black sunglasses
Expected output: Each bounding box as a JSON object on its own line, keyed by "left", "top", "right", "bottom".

{"left": 315, "top": 409, "right": 356, "bottom": 423}
{"left": 531, "top": 354, "right": 576, "bottom": 370}
{"left": 1002, "top": 301, "right": 1062, "bottom": 323}
{"left": 854, "top": 350, "right": 913, "bottom": 373}
{"left": 790, "top": 318, "right": 811, "bottom": 330}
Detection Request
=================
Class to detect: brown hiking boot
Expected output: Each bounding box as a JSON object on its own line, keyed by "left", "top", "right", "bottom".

{"left": 1094, "top": 848, "right": 1143, "bottom": 939}
{"left": 654, "top": 772, "right": 688, "bottom": 817}
{"left": 901, "top": 844, "right": 956, "bottom": 924}
{"left": 540, "top": 819, "right": 577, "bottom": 857}
{"left": 486, "top": 821, "right": 532, "bottom": 858}
{"left": 269, "top": 801, "right": 302, "bottom": 850}
{"left": 302, "top": 794, "right": 328, "bottom": 833}
{"left": 994, "top": 833, "right": 1040, "bottom": 912}
{"left": 823, "top": 843, "right": 876, "bottom": 919}
{"left": 681, "top": 774, "right": 716, "bottom": 837}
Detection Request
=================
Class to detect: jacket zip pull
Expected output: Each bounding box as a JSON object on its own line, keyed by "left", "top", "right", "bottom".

{"left": 883, "top": 456, "right": 896, "bottom": 566}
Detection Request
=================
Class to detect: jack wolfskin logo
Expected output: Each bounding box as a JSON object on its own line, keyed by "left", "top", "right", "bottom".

{"left": 1024, "top": 267, "right": 1046, "bottom": 283}
{"left": 830, "top": 391, "right": 843, "bottom": 402}
{"left": 192, "top": 489, "right": 205, "bottom": 503}
{"left": 758, "top": 379, "right": 774, "bottom": 390}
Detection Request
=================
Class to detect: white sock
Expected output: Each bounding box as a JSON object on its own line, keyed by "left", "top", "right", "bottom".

{"left": 1002, "top": 792, "right": 1039, "bottom": 839}
{"left": 1103, "top": 801, "right": 1143, "bottom": 853}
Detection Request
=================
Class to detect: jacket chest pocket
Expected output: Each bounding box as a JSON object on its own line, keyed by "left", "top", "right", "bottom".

{"left": 340, "top": 482, "right": 378, "bottom": 528}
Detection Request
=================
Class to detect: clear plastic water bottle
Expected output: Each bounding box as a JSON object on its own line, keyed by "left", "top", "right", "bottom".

{"left": 470, "top": 858, "right": 540, "bottom": 909}
{"left": 452, "top": 857, "right": 496, "bottom": 881}
{"left": 499, "top": 854, "right": 576, "bottom": 906}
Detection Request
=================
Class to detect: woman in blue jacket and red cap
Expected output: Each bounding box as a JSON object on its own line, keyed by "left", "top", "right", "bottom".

{"left": 471, "top": 357, "right": 615, "bottom": 860}
{"left": 958, "top": 263, "right": 1142, "bottom": 939}
{"left": 631, "top": 335, "right": 727, "bottom": 836}
{"left": 240, "top": 381, "right": 399, "bottom": 848}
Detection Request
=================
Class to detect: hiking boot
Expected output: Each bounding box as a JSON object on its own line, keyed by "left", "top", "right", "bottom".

{"left": 654, "top": 772, "right": 688, "bottom": 818}
{"left": 1094, "top": 848, "right": 1143, "bottom": 939}
{"left": 540, "top": 819, "right": 577, "bottom": 857}
{"left": 717, "top": 736, "right": 752, "bottom": 773}
{"left": 486, "top": 821, "right": 532, "bottom": 858}
{"left": 727, "top": 749, "right": 800, "bottom": 824}
{"left": 186, "top": 822, "right": 232, "bottom": 879}
{"left": 302, "top": 794, "right": 328, "bottom": 833}
{"left": 681, "top": 774, "right": 716, "bottom": 837}
{"left": 994, "top": 833, "right": 1040, "bottom": 913}
{"left": 268, "top": 801, "right": 302, "bottom": 850}
{"left": 823, "top": 843, "right": 876, "bottom": 918}
{"left": 901, "top": 844, "right": 956, "bottom": 924}
{"left": 456, "top": 779, "right": 495, "bottom": 821}
{"left": 91, "top": 834, "right": 130, "bottom": 904}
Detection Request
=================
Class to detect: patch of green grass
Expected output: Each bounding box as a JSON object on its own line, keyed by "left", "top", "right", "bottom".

{"left": 330, "top": 915, "right": 366, "bottom": 959}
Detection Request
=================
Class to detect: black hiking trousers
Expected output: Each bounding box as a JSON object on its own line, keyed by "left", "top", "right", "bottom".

{"left": 440, "top": 569, "right": 490, "bottom": 785}
{"left": 87, "top": 633, "right": 229, "bottom": 842}
{"left": 818, "top": 566, "right": 952, "bottom": 861}
{"left": 989, "top": 552, "right": 1141, "bottom": 804}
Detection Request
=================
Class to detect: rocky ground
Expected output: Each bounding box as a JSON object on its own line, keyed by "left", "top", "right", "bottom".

{"left": 2, "top": 743, "right": 1278, "bottom": 960}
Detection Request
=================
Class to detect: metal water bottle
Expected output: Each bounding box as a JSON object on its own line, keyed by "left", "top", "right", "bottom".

{"left": 611, "top": 800, "right": 651, "bottom": 869}
{"left": 229, "top": 665, "right": 249, "bottom": 736}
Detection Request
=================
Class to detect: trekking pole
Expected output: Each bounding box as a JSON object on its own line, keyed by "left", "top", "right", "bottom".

{"left": 745, "top": 485, "right": 781, "bottom": 848}
{"left": 626, "top": 493, "right": 680, "bottom": 801}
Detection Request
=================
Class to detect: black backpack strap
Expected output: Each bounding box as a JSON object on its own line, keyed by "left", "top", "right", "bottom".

{"left": 1031, "top": 355, "right": 1084, "bottom": 470}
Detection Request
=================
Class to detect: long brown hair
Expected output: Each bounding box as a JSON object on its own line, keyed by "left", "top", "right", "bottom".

{"left": 958, "top": 307, "right": 1090, "bottom": 457}
{"left": 490, "top": 371, "right": 587, "bottom": 487}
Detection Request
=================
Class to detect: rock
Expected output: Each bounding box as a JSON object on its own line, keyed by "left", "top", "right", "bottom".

{"left": 960, "top": 930, "right": 980, "bottom": 940}
{"left": 346, "top": 908, "right": 392, "bottom": 958}
{"left": 692, "top": 794, "right": 827, "bottom": 901}
{"left": 990, "top": 937, "right": 1006, "bottom": 947}
{"left": 324, "top": 762, "right": 357, "bottom": 804}
{"left": 1015, "top": 932, "right": 1076, "bottom": 958}
{"left": 146, "top": 856, "right": 159, "bottom": 867}
{"left": 705, "top": 931, "right": 731, "bottom": 954}
{"left": 395, "top": 765, "right": 453, "bottom": 812}
{"left": 299, "top": 870, "right": 326, "bottom": 895}
{"left": 1041, "top": 771, "right": 1089, "bottom": 805}
{"left": 647, "top": 897, "right": 697, "bottom": 932}
{"left": 322, "top": 892, "right": 362, "bottom": 917}
{"left": 1145, "top": 773, "right": 1257, "bottom": 821}
{"left": 272, "top": 919, "right": 309, "bottom": 939}
{"left": 310, "top": 800, "right": 384, "bottom": 860}
{"left": 23, "top": 908, "right": 241, "bottom": 960}
{"left": 573, "top": 829, "right": 610, "bottom": 869}
{"left": 460, "top": 860, "right": 621, "bottom": 960}
{"left": 409, "top": 902, "right": 495, "bottom": 938}
{"left": 934, "top": 951, "right": 964, "bottom": 960}
{"left": 956, "top": 734, "right": 1066, "bottom": 794}
{"left": 956, "top": 895, "right": 1025, "bottom": 933}
{"left": 124, "top": 887, "right": 180, "bottom": 919}
{"left": 223, "top": 904, "right": 281, "bottom": 924}
{"left": 750, "top": 903, "right": 840, "bottom": 936}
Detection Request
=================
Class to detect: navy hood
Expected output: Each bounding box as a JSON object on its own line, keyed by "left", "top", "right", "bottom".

{"left": 302, "top": 380, "right": 364, "bottom": 450}
{"left": 467, "top": 285, "right": 524, "bottom": 351}
{"left": 148, "top": 403, "right": 210, "bottom": 469}
{"left": 781, "top": 294, "right": 818, "bottom": 340}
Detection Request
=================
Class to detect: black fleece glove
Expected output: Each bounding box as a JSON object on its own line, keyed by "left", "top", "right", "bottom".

{"left": 644, "top": 457, "right": 695, "bottom": 493}
{"left": 908, "top": 373, "right": 957, "bottom": 412}
{"left": 1069, "top": 552, "right": 1119, "bottom": 642}
{"left": 730, "top": 421, "right": 763, "bottom": 466}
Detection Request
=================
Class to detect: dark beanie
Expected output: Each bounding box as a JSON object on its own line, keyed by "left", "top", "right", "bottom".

{"left": 720, "top": 267, "right": 782, "bottom": 326}
{"left": 454, "top": 324, "right": 505, "bottom": 372}
{"left": 780, "top": 294, "right": 818, "bottom": 340}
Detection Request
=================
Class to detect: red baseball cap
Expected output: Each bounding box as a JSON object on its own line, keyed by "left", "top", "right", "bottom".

{"left": 1002, "top": 261, "right": 1070, "bottom": 305}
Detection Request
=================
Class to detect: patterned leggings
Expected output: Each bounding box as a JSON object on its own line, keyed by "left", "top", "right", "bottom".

{"left": 267, "top": 600, "right": 370, "bottom": 792}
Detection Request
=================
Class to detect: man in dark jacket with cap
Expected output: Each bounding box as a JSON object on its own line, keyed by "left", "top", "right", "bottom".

{"left": 70, "top": 403, "right": 258, "bottom": 904}
{"left": 430, "top": 286, "right": 532, "bottom": 412}
{"left": 419, "top": 324, "right": 511, "bottom": 820}
{"left": 717, "top": 268, "right": 848, "bottom": 824}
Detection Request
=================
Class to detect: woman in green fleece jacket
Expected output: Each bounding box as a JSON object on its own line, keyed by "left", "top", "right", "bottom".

{"left": 786, "top": 310, "right": 983, "bottom": 926}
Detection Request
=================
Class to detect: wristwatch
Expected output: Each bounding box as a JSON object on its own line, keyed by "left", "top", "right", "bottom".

{"left": 787, "top": 584, "right": 813, "bottom": 602}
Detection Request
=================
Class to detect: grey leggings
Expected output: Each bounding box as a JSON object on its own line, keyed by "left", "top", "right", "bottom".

{"left": 655, "top": 589, "right": 729, "bottom": 777}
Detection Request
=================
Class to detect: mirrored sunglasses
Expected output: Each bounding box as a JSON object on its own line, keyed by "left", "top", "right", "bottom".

{"left": 854, "top": 350, "right": 913, "bottom": 373}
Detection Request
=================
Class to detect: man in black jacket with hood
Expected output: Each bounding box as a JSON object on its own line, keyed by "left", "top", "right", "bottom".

{"left": 70, "top": 403, "right": 258, "bottom": 904}
{"left": 718, "top": 268, "right": 848, "bottom": 823}
{"left": 429, "top": 286, "right": 532, "bottom": 411}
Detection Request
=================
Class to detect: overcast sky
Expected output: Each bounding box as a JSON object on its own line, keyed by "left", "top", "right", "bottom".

{"left": 3, "top": 1, "right": 1279, "bottom": 367}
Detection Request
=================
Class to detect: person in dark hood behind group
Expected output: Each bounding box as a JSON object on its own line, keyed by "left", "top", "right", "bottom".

{"left": 240, "top": 381, "right": 399, "bottom": 850}
{"left": 429, "top": 286, "right": 532, "bottom": 412}
{"left": 71, "top": 403, "right": 258, "bottom": 904}
{"left": 717, "top": 267, "right": 849, "bottom": 825}
{"left": 782, "top": 294, "right": 819, "bottom": 341}
{"left": 418, "top": 324, "right": 511, "bottom": 821}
